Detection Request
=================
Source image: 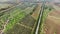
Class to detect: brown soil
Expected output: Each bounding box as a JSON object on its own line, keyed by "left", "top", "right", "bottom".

{"left": 31, "top": 4, "right": 42, "bottom": 20}
{"left": 44, "top": 9, "right": 60, "bottom": 34}
{"left": 49, "top": 10, "right": 60, "bottom": 18}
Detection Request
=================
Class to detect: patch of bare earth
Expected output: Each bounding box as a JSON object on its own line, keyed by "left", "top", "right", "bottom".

{"left": 44, "top": 10, "right": 60, "bottom": 34}
{"left": 31, "top": 3, "right": 41, "bottom": 20}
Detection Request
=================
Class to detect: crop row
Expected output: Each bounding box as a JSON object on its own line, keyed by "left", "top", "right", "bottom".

{"left": 0, "top": 2, "right": 36, "bottom": 17}
{"left": 5, "top": 24, "right": 32, "bottom": 34}
{"left": 0, "top": 6, "right": 23, "bottom": 29}
{"left": 4, "top": 4, "right": 37, "bottom": 34}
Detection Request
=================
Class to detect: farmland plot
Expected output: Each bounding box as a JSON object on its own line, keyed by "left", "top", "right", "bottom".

{"left": 0, "top": 2, "right": 40, "bottom": 34}
{"left": 4, "top": 3, "right": 41, "bottom": 34}
{"left": 39, "top": 5, "right": 54, "bottom": 34}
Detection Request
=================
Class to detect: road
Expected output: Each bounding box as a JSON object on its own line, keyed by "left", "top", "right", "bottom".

{"left": 0, "top": 3, "right": 42, "bottom": 34}
{"left": 0, "top": 2, "right": 44, "bottom": 34}
{"left": 35, "top": 2, "right": 45, "bottom": 34}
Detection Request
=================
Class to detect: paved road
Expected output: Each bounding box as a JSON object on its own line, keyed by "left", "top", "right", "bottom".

{"left": 35, "top": 2, "right": 45, "bottom": 34}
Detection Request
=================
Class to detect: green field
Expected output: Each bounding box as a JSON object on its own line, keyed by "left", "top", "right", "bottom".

{"left": 0, "top": 2, "right": 37, "bottom": 34}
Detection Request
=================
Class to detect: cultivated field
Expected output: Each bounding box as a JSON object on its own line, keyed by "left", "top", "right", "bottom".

{"left": 0, "top": 2, "right": 42, "bottom": 34}
{"left": 0, "top": 4, "right": 14, "bottom": 11}
{"left": 39, "top": 4, "right": 54, "bottom": 34}
{"left": 43, "top": 4, "right": 60, "bottom": 34}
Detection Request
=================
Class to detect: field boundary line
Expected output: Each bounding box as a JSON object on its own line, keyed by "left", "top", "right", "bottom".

{"left": 0, "top": 3, "right": 22, "bottom": 13}
{"left": 17, "top": 23, "right": 33, "bottom": 30}
{"left": 48, "top": 15, "right": 60, "bottom": 19}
